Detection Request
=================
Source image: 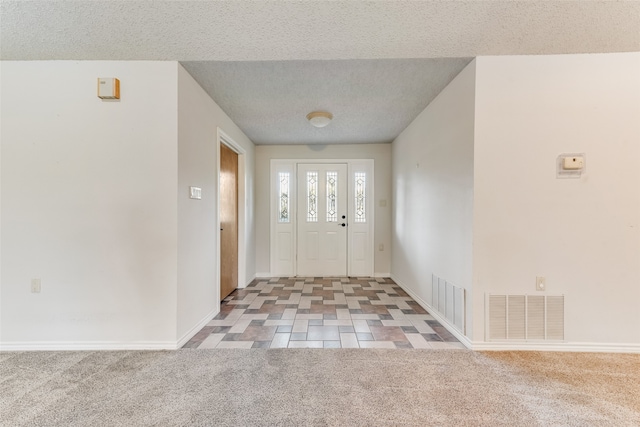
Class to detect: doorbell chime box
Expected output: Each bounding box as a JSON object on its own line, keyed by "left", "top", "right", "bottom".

{"left": 97, "top": 78, "right": 120, "bottom": 99}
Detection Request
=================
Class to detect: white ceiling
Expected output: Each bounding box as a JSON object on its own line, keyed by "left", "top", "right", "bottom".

{"left": 181, "top": 58, "right": 472, "bottom": 145}
{"left": 2, "top": 1, "right": 639, "bottom": 145}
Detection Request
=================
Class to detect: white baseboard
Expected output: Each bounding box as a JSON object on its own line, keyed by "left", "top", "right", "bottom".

{"left": 0, "top": 341, "right": 178, "bottom": 352}
{"left": 175, "top": 307, "right": 219, "bottom": 349}
{"left": 391, "top": 274, "right": 472, "bottom": 349}
{"left": 254, "top": 273, "right": 390, "bottom": 280}
{"left": 391, "top": 274, "right": 640, "bottom": 354}
{"left": 1, "top": 308, "right": 219, "bottom": 352}
{"left": 255, "top": 272, "right": 272, "bottom": 278}
{"left": 244, "top": 274, "right": 257, "bottom": 287}
{"left": 471, "top": 341, "right": 640, "bottom": 353}
{"left": 237, "top": 274, "right": 256, "bottom": 289}
{"left": 255, "top": 274, "right": 389, "bottom": 279}
{"left": 238, "top": 276, "right": 256, "bottom": 289}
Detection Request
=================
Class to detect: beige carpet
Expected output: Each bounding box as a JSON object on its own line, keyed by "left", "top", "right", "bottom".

{"left": 1, "top": 349, "right": 638, "bottom": 426}
{"left": 484, "top": 351, "right": 640, "bottom": 425}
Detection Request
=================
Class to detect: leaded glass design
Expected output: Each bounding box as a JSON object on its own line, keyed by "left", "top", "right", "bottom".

{"left": 354, "top": 172, "right": 366, "bottom": 223}
{"left": 278, "top": 172, "right": 290, "bottom": 223}
{"left": 326, "top": 171, "right": 338, "bottom": 222}
{"left": 307, "top": 171, "right": 318, "bottom": 222}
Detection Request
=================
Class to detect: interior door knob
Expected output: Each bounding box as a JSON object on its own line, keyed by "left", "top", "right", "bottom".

{"left": 341, "top": 223, "right": 346, "bottom": 227}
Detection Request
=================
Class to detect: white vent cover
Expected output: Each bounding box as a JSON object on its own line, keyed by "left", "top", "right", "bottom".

{"left": 487, "top": 294, "right": 564, "bottom": 341}
{"left": 431, "top": 274, "right": 465, "bottom": 333}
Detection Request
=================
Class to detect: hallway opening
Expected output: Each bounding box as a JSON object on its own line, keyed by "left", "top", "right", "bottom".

{"left": 184, "top": 277, "right": 464, "bottom": 349}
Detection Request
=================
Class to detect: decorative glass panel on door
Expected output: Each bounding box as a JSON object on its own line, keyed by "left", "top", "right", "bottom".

{"left": 297, "top": 163, "right": 348, "bottom": 277}
{"left": 307, "top": 171, "right": 318, "bottom": 222}
{"left": 326, "top": 171, "right": 338, "bottom": 222}
{"left": 278, "top": 172, "right": 290, "bottom": 223}
{"left": 354, "top": 172, "right": 366, "bottom": 223}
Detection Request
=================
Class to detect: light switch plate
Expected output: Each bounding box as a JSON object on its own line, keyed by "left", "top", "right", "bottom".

{"left": 31, "top": 278, "right": 41, "bottom": 293}
{"left": 536, "top": 276, "right": 546, "bottom": 291}
{"left": 189, "top": 187, "right": 202, "bottom": 200}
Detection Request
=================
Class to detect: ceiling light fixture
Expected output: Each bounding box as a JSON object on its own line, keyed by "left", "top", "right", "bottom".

{"left": 306, "top": 111, "right": 333, "bottom": 128}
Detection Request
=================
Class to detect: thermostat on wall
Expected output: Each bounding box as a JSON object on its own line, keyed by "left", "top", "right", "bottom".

{"left": 97, "top": 78, "right": 120, "bottom": 99}
{"left": 563, "top": 156, "right": 584, "bottom": 170}
{"left": 557, "top": 153, "right": 586, "bottom": 179}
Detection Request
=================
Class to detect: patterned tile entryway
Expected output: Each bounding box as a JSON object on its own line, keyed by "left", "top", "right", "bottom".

{"left": 183, "top": 277, "right": 465, "bottom": 349}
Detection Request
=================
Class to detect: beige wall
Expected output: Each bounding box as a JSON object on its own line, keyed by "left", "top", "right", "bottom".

{"left": 0, "top": 61, "right": 257, "bottom": 349}
{"left": 255, "top": 144, "right": 392, "bottom": 276}
{"left": 472, "top": 53, "right": 640, "bottom": 345}
{"left": 176, "top": 65, "right": 256, "bottom": 341}
{"left": 1, "top": 61, "right": 179, "bottom": 347}
{"left": 392, "top": 52, "right": 640, "bottom": 349}
{"left": 391, "top": 61, "right": 476, "bottom": 337}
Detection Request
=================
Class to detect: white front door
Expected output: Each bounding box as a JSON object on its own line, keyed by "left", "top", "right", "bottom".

{"left": 296, "top": 163, "right": 348, "bottom": 276}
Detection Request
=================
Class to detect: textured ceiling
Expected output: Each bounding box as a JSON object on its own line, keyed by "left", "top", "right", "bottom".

{"left": 1, "top": 1, "right": 639, "bottom": 61}
{"left": 181, "top": 58, "right": 472, "bottom": 145}
{"left": 2, "top": 1, "right": 639, "bottom": 145}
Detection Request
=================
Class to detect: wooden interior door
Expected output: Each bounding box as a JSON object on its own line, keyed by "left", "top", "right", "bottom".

{"left": 220, "top": 143, "right": 238, "bottom": 300}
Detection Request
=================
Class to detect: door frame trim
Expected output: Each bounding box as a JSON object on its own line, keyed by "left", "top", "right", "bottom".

{"left": 216, "top": 128, "right": 247, "bottom": 299}
{"left": 270, "top": 159, "right": 375, "bottom": 277}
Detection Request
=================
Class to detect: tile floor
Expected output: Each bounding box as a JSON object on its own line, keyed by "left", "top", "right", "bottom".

{"left": 183, "top": 277, "right": 465, "bottom": 349}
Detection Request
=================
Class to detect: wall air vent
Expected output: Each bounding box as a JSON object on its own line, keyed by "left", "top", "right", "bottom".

{"left": 431, "top": 274, "right": 465, "bottom": 333}
{"left": 487, "top": 294, "right": 564, "bottom": 341}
